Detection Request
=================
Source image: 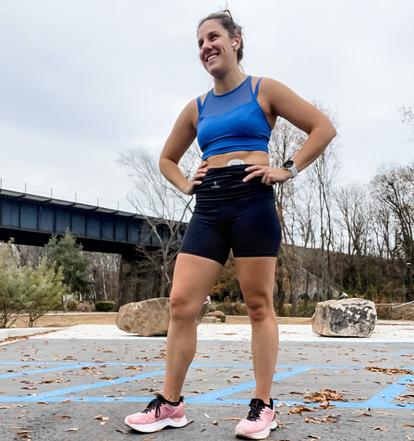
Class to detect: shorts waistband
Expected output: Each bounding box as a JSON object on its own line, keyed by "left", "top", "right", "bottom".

{"left": 195, "top": 164, "right": 274, "bottom": 203}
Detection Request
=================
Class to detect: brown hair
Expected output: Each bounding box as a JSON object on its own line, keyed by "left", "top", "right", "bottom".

{"left": 198, "top": 10, "right": 244, "bottom": 63}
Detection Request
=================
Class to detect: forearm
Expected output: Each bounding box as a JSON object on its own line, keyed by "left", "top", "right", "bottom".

{"left": 159, "top": 157, "right": 190, "bottom": 193}
{"left": 292, "top": 125, "right": 336, "bottom": 172}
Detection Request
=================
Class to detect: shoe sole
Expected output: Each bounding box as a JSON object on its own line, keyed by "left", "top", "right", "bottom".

{"left": 124, "top": 416, "right": 188, "bottom": 433}
{"left": 235, "top": 420, "right": 278, "bottom": 440}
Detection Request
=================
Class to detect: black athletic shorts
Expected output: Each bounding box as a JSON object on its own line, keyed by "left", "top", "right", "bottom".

{"left": 180, "top": 164, "right": 282, "bottom": 265}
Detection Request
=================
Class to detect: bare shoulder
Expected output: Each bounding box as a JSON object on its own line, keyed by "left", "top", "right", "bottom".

{"left": 258, "top": 77, "right": 333, "bottom": 134}
{"left": 258, "top": 77, "right": 297, "bottom": 100}
{"left": 180, "top": 98, "right": 199, "bottom": 130}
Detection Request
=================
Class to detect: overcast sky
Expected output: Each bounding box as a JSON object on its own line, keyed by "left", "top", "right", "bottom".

{"left": 1, "top": 0, "right": 413, "bottom": 211}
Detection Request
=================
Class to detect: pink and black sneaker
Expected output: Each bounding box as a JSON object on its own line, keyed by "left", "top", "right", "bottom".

{"left": 124, "top": 393, "right": 188, "bottom": 433}
{"left": 234, "top": 398, "right": 277, "bottom": 440}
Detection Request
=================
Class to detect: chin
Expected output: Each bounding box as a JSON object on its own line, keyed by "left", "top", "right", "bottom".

{"left": 205, "top": 64, "right": 225, "bottom": 78}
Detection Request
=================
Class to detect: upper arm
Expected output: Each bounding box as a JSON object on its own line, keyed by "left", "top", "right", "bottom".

{"left": 160, "top": 99, "right": 198, "bottom": 163}
{"left": 262, "top": 78, "right": 335, "bottom": 134}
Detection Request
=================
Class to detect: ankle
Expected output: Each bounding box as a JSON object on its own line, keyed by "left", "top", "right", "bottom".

{"left": 160, "top": 391, "right": 182, "bottom": 404}
{"left": 255, "top": 396, "right": 273, "bottom": 408}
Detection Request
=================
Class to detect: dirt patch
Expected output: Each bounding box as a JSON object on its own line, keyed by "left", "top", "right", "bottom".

{"left": 214, "top": 316, "right": 311, "bottom": 325}
{"left": 9, "top": 313, "right": 311, "bottom": 328}
{"left": 9, "top": 305, "right": 413, "bottom": 328}
{"left": 376, "top": 303, "right": 414, "bottom": 320}
{"left": 11, "top": 313, "right": 117, "bottom": 328}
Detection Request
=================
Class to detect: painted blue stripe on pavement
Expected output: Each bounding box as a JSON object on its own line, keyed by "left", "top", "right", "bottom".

{"left": 364, "top": 374, "right": 414, "bottom": 407}
{"left": 0, "top": 361, "right": 366, "bottom": 369}
{"left": 0, "top": 363, "right": 104, "bottom": 380}
{"left": 38, "top": 369, "right": 165, "bottom": 397}
{"left": 0, "top": 361, "right": 69, "bottom": 366}
{"left": 189, "top": 367, "right": 310, "bottom": 404}
{"left": 0, "top": 395, "right": 412, "bottom": 408}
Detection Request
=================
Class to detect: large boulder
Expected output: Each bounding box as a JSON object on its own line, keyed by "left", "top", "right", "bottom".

{"left": 205, "top": 310, "right": 226, "bottom": 323}
{"left": 311, "top": 298, "right": 377, "bottom": 337}
{"left": 116, "top": 298, "right": 209, "bottom": 337}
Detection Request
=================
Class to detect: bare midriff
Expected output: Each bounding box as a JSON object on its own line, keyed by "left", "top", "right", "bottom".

{"left": 205, "top": 150, "right": 269, "bottom": 168}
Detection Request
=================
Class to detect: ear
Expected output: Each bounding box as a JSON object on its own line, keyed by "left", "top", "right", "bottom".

{"left": 232, "top": 34, "right": 242, "bottom": 49}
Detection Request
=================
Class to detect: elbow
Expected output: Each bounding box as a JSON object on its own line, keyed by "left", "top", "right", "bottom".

{"left": 324, "top": 123, "right": 337, "bottom": 145}
{"left": 159, "top": 155, "right": 177, "bottom": 176}
{"left": 159, "top": 156, "right": 169, "bottom": 175}
{"left": 329, "top": 124, "right": 337, "bottom": 141}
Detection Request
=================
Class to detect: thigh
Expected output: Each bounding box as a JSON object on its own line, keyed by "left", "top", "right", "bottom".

{"left": 230, "top": 195, "right": 281, "bottom": 258}
{"left": 171, "top": 252, "right": 223, "bottom": 310}
{"left": 234, "top": 257, "right": 277, "bottom": 306}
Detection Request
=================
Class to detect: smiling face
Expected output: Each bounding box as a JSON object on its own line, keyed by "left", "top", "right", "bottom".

{"left": 197, "top": 19, "right": 240, "bottom": 77}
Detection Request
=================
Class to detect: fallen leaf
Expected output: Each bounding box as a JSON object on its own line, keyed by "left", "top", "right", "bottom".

{"left": 64, "top": 427, "right": 79, "bottom": 432}
{"left": 365, "top": 367, "right": 413, "bottom": 375}
{"left": 397, "top": 395, "right": 414, "bottom": 401}
{"left": 288, "top": 405, "right": 315, "bottom": 415}
{"left": 39, "top": 378, "right": 65, "bottom": 384}
{"left": 318, "top": 402, "right": 337, "bottom": 410}
{"left": 359, "top": 412, "right": 372, "bottom": 417}
{"left": 304, "top": 389, "right": 345, "bottom": 403}
{"left": 304, "top": 415, "right": 340, "bottom": 424}
{"left": 115, "top": 428, "right": 128, "bottom": 434}
{"left": 15, "top": 430, "right": 32, "bottom": 440}
{"left": 94, "top": 414, "right": 109, "bottom": 422}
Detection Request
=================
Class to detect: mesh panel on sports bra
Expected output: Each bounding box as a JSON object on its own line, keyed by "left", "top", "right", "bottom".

{"left": 200, "top": 76, "right": 253, "bottom": 116}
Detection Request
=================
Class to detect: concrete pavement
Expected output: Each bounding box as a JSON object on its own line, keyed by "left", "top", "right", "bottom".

{"left": 0, "top": 322, "right": 413, "bottom": 440}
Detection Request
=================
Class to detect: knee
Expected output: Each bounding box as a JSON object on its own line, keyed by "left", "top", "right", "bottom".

{"left": 245, "top": 295, "right": 275, "bottom": 322}
{"left": 169, "top": 294, "right": 199, "bottom": 323}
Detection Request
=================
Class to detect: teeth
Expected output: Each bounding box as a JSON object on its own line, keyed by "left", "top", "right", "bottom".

{"left": 207, "top": 54, "right": 217, "bottom": 62}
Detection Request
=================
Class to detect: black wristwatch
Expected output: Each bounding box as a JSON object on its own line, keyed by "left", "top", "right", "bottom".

{"left": 282, "top": 159, "right": 298, "bottom": 178}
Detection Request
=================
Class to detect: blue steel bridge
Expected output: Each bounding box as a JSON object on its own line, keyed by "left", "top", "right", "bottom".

{"left": 0, "top": 188, "right": 185, "bottom": 304}
{"left": 0, "top": 188, "right": 181, "bottom": 259}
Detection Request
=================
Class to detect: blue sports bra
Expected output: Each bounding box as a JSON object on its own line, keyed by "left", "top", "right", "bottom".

{"left": 196, "top": 76, "right": 272, "bottom": 160}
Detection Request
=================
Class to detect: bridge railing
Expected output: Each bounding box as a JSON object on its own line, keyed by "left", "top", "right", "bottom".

{"left": 0, "top": 177, "right": 135, "bottom": 213}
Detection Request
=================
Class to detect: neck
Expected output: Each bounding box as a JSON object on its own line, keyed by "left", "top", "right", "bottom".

{"left": 213, "top": 69, "right": 247, "bottom": 95}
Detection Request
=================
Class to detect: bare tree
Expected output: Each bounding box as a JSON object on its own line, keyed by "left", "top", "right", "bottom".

{"left": 268, "top": 118, "right": 307, "bottom": 314}
{"left": 85, "top": 252, "right": 121, "bottom": 301}
{"left": 269, "top": 106, "right": 339, "bottom": 307}
{"left": 335, "top": 183, "right": 368, "bottom": 256}
{"left": 13, "top": 245, "right": 44, "bottom": 267}
{"left": 371, "top": 163, "right": 414, "bottom": 300}
{"left": 399, "top": 105, "right": 414, "bottom": 140}
{"left": 118, "top": 145, "right": 201, "bottom": 297}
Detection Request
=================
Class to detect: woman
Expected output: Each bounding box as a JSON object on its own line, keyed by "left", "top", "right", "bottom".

{"left": 125, "top": 10, "right": 336, "bottom": 440}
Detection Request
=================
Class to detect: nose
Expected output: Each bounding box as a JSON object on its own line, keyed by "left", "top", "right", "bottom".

{"left": 201, "top": 40, "right": 213, "bottom": 53}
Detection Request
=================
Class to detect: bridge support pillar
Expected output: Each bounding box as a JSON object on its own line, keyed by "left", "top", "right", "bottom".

{"left": 118, "top": 258, "right": 158, "bottom": 308}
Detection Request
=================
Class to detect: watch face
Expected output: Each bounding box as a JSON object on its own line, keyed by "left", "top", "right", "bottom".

{"left": 283, "top": 160, "right": 294, "bottom": 168}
